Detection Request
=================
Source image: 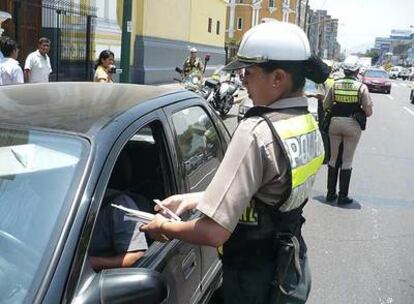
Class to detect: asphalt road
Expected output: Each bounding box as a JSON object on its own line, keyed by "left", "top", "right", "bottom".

{"left": 222, "top": 79, "right": 414, "bottom": 304}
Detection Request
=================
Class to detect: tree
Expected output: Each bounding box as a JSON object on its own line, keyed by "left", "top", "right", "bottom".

{"left": 364, "top": 49, "right": 380, "bottom": 65}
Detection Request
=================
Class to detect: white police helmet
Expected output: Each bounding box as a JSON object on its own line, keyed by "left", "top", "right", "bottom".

{"left": 342, "top": 56, "right": 360, "bottom": 72}
{"left": 190, "top": 47, "right": 198, "bottom": 53}
{"left": 224, "top": 21, "right": 311, "bottom": 71}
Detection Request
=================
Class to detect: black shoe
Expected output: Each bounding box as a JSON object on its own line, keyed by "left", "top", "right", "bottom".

{"left": 326, "top": 165, "right": 339, "bottom": 202}
{"left": 326, "top": 192, "right": 338, "bottom": 202}
{"left": 337, "top": 195, "right": 353, "bottom": 205}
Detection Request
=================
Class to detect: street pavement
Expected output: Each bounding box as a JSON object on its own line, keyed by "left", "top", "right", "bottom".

{"left": 304, "top": 79, "right": 414, "bottom": 304}
{"left": 222, "top": 79, "right": 414, "bottom": 304}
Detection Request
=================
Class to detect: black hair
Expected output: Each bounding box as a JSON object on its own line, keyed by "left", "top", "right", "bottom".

{"left": 38, "top": 37, "right": 51, "bottom": 45}
{"left": 1, "top": 38, "right": 18, "bottom": 57}
{"left": 344, "top": 69, "right": 358, "bottom": 77}
{"left": 95, "top": 49, "right": 114, "bottom": 70}
{"left": 258, "top": 54, "right": 330, "bottom": 92}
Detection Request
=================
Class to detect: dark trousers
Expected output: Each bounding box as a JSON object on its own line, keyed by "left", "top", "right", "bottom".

{"left": 222, "top": 253, "right": 311, "bottom": 304}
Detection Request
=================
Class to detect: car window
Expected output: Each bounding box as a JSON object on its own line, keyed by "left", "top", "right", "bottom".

{"left": 88, "top": 120, "right": 175, "bottom": 269}
{"left": 365, "top": 70, "right": 388, "bottom": 78}
{"left": 0, "top": 128, "right": 88, "bottom": 303}
{"left": 171, "top": 106, "right": 223, "bottom": 192}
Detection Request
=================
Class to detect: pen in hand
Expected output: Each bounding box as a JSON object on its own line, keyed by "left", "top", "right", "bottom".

{"left": 153, "top": 199, "right": 182, "bottom": 221}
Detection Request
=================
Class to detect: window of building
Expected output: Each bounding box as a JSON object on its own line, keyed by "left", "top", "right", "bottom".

{"left": 269, "top": 0, "right": 275, "bottom": 7}
{"left": 238, "top": 0, "right": 244, "bottom": 3}
{"left": 237, "top": 17, "right": 243, "bottom": 30}
{"left": 208, "top": 18, "right": 212, "bottom": 33}
{"left": 216, "top": 21, "right": 220, "bottom": 35}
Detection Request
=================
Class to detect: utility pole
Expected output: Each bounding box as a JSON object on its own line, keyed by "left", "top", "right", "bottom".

{"left": 120, "top": 0, "right": 132, "bottom": 83}
{"left": 304, "top": 0, "right": 309, "bottom": 34}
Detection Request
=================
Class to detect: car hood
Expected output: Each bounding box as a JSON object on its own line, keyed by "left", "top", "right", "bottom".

{"left": 363, "top": 77, "right": 388, "bottom": 84}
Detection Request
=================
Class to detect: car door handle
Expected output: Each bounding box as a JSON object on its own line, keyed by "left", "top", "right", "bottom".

{"left": 182, "top": 249, "right": 197, "bottom": 281}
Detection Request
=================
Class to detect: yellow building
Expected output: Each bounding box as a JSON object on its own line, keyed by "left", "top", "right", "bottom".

{"left": 129, "top": 0, "right": 227, "bottom": 84}
{"left": 226, "top": 0, "right": 299, "bottom": 60}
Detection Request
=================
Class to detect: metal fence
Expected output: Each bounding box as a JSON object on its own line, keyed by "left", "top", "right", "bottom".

{"left": 41, "top": 0, "right": 97, "bottom": 81}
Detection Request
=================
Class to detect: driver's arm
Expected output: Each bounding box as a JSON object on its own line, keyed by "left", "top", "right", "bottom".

{"left": 89, "top": 251, "right": 145, "bottom": 271}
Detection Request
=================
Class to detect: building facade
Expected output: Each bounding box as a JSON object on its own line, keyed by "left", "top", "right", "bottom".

{"left": 307, "top": 9, "right": 339, "bottom": 60}
{"left": 129, "top": 0, "right": 227, "bottom": 84}
{"left": 225, "top": 0, "right": 299, "bottom": 61}
{"left": 375, "top": 30, "right": 413, "bottom": 66}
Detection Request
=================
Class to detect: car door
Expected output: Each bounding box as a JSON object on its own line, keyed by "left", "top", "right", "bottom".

{"left": 69, "top": 109, "right": 203, "bottom": 304}
{"left": 164, "top": 99, "right": 227, "bottom": 299}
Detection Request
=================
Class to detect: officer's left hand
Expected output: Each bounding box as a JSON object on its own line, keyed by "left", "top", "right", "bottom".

{"left": 140, "top": 214, "right": 170, "bottom": 243}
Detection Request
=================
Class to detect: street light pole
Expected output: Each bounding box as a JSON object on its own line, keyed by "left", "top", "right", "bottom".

{"left": 120, "top": 0, "right": 132, "bottom": 83}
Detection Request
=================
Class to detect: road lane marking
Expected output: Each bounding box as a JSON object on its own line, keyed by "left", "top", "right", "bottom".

{"left": 392, "top": 83, "right": 400, "bottom": 87}
{"left": 387, "top": 95, "right": 394, "bottom": 100}
{"left": 403, "top": 106, "right": 414, "bottom": 116}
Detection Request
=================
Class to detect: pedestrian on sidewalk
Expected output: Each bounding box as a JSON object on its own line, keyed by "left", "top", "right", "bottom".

{"left": 94, "top": 50, "right": 115, "bottom": 83}
{"left": 0, "top": 37, "right": 24, "bottom": 85}
{"left": 323, "top": 56, "right": 373, "bottom": 205}
{"left": 24, "top": 37, "right": 52, "bottom": 83}
{"left": 141, "top": 21, "right": 329, "bottom": 304}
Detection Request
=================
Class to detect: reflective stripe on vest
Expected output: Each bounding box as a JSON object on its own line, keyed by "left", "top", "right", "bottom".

{"left": 334, "top": 79, "right": 361, "bottom": 104}
{"left": 274, "top": 113, "right": 325, "bottom": 211}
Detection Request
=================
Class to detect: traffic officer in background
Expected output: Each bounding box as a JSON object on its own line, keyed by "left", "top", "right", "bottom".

{"left": 182, "top": 47, "right": 204, "bottom": 77}
{"left": 323, "top": 56, "right": 373, "bottom": 205}
{"left": 141, "top": 21, "right": 329, "bottom": 303}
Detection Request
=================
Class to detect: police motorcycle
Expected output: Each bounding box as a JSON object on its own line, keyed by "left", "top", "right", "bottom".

{"left": 204, "top": 66, "right": 241, "bottom": 117}
{"left": 174, "top": 54, "right": 212, "bottom": 99}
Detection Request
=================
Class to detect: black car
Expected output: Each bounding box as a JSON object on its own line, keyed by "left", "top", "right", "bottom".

{"left": 0, "top": 83, "right": 231, "bottom": 303}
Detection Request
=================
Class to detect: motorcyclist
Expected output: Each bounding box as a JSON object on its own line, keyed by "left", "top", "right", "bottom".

{"left": 182, "top": 47, "right": 204, "bottom": 78}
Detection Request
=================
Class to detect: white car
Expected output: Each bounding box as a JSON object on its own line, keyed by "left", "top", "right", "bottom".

{"left": 389, "top": 66, "right": 402, "bottom": 79}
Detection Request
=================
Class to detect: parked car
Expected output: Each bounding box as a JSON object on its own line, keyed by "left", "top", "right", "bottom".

{"left": 362, "top": 68, "right": 392, "bottom": 94}
{"left": 237, "top": 79, "right": 320, "bottom": 122}
{"left": 0, "top": 83, "right": 231, "bottom": 304}
{"left": 389, "top": 66, "right": 402, "bottom": 79}
{"left": 398, "top": 68, "right": 410, "bottom": 80}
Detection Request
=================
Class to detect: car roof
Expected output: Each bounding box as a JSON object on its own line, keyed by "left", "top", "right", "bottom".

{"left": 0, "top": 82, "right": 189, "bottom": 135}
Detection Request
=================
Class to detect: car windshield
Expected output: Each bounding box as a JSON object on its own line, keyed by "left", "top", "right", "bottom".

{"left": 365, "top": 70, "right": 388, "bottom": 78}
{"left": 0, "top": 128, "right": 88, "bottom": 303}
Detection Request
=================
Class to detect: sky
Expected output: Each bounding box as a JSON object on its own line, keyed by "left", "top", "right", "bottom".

{"left": 308, "top": 0, "right": 414, "bottom": 54}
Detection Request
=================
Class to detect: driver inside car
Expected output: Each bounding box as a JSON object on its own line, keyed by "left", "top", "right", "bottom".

{"left": 88, "top": 189, "right": 148, "bottom": 271}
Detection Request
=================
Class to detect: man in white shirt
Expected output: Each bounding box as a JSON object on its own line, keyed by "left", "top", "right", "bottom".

{"left": 0, "top": 38, "right": 24, "bottom": 85}
{"left": 24, "top": 37, "right": 52, "bottom": 83}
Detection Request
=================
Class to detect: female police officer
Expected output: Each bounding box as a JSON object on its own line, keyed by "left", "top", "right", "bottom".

{"left": 141, "top": 21, "right": 329, "bottom": 304}
{"left": 323, "top": 56, "right": 373, "bottom": 205}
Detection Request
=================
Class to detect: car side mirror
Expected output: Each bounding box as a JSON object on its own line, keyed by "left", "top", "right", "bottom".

{"left": 78, "top": 268, "right": 168, "bottom": 304}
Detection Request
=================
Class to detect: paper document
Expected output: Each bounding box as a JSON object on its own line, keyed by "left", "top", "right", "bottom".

{"left": 111, "top": 204, "right": 155, "bottom": 224}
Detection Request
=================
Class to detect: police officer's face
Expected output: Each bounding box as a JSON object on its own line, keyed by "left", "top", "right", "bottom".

{"left": 190, "top": 52, "right": 197, "bottom": 60}
{"left": 243, "top": 66, "right": 278, "bottom": 106}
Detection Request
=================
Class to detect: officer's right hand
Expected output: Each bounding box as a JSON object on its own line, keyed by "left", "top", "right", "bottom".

{"left": 154, "top": 192, "right": 203, "bottom": 215}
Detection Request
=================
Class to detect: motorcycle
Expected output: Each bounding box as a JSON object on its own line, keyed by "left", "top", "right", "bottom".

{"left": 204, "top": 67, "right": 241, "bottom": 117}
{"left": 174, "top": 67, "right": 205, "bottom": 92}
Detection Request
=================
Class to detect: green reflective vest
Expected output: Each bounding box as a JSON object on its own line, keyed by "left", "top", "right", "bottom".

{"left": 333, "top": 78, "right": 362, "bottom": 104}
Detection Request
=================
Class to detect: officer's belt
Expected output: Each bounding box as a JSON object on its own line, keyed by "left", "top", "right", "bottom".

{"left": 222, "top": 200, "right": 307, "bottom": 259}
